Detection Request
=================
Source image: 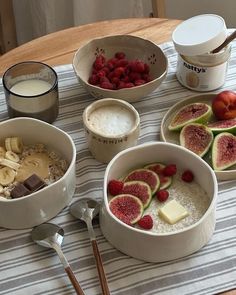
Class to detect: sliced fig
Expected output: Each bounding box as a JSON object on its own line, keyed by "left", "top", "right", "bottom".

{"left": 122, "top": 180, "right": 152, "bottom": 209}
{"left": 124, "top": 168, "right": 160, "bottom": 195}
{"left": 168, "top": 103, "right": 212, "bottom": 131}
{"left": 212, "top": 132, "right": 236, "bottom": 170}
{"left": 207, "top": 119, "right": 236, "bottom": 134}
{"left": 180, "top": 123, "right": 214, "bottom": 157}
{"left": 144, "top": 163, "right": 172, "bottom": 189}
{"left": 109, "top": 194, "right": 143, "bottom": 225}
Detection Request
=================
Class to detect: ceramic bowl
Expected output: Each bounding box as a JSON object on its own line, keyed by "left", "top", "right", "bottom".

{"left": 0, "top": 118, "right": 76, "bottom": 229}
{"left": 100, "top": 142, "right": 218, "bottom": 262}
{"left": 83, "top": 98, "right": 140, "bottom": 163}
{"left": 72, "top": 35, "right": 167, "bottom": 102}
{"left": 160, "top": 93, "right": 236, "bottom": 181}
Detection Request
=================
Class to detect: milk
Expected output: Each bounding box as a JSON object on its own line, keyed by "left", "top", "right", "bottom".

{"left": 8, "top": 79, "right": 58, "bottom": 123}
{"left": 10, "top": 79, "right": 51, "bottom": 96}
{"left": 88, "top": 105, "right": 135, "bottom": 136}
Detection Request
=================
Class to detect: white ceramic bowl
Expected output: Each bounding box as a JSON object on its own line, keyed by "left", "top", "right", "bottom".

{"left": 100, "top": 142, "right": 218, "bottom": 262}
{"left": 0, "top": 118, "right": 76, "bottom": 229}
{"left": 73, "top": 35, "right": 167, "bottom": 102}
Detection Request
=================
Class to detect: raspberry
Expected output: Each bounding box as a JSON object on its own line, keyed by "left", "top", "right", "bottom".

{"left": 117, "top": 59, "right": 129, "bottom": 67}
{"left": 129, "top": 72, "right": 141, "bottom": 82}
{"left": 134, "top": 79, "right": 146, "bottom": 86}
{"left": 108, "top": 179, "right": 124, "bottom": 195}
{"left": 100, "top": 81, "right": 113, "bottom": 89}
{"left": 97, "top": 70, "right": 106, "bottom": 78}
{"left": 113, "top": 67, "right": 125, "bottom": 78}
{"left": 124, "top": 82, "right": 134, "bottom": 88}
{"left": 88, "top": 75, "right": 99, "bottom": 85}
{"left": 117, "top": 81, "right": 126, "bottom": 89}
{"left": 181, "top": 170, "right": 194, "bottom": 182}
{"left": 131, "top": 60, "right": 145, "bottom": 73}
{"left": 156, "top": 190, "right": 169, "bottom": 202}
{"left": 115, "top": 52, "right": 126, "bottom": 59}
{"left": 137, "top": 215, "right": 153, "bottom": 230}
{"left": 163, "top": 164, "right": 177, "bottom": 176}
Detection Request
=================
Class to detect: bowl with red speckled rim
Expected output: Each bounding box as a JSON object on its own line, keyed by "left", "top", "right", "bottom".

{"left": 72, "top": 35, "right": 168, "bottom": 102}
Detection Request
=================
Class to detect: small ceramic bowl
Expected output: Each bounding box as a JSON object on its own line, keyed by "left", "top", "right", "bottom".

{"left": 73, "top": 35, "right": 168, "bottom": 102}
{"left": 0, "top": 118, "right": 76, "bottom": 229}
{"left": 83, "top": 98, "right": 140, "bottom": 163}
{"left": 100, "top": 142, "right": 218, "bottom": 262}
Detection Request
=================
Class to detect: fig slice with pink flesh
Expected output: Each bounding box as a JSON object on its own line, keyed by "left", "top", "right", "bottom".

{"left": 168, "top": 103, "right": 212, "bottom": 131}
{"left": 144, "top": 163, "right": 172, "bottom": 189}
{"left": 207, "top": 118, "right": 236, "bottom": 134}
{"left": 124, "top": 168, "right": 160, "bottom": 195}
{"left": 109, "top": 194, "right": 143, "bottom": 225}
{"left": 212, "top": 132, "right": 236, "bottom": 171}
{"left": 180, "top": 123, "right": 214, "bottom": 157}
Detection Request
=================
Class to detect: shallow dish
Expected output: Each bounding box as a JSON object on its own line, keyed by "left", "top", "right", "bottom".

{"left": 72, "top": 35, "right": 167, "bottom": 102}
{"left": 100, "top": 142, "right": 218, "bottom": 262}
{"left": 160, "top": 93, "right": 236, "bottom": 181}
{"left": 0, "top": 118, "right": 76, "bottom": 229}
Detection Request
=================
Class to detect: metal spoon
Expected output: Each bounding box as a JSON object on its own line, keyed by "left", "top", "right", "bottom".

{"left": 31, "top": 223, "right": 85, "bottom": 295}
{"left": 70, "top": 198, "right": 110, "bottom": 295}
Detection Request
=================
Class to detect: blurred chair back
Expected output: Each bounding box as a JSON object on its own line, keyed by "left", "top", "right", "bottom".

{"left": 0, "top": 0, "right": 17, "bottom": 55}
{"left": 151, "top": 0, "right": 166, "bottom": 18}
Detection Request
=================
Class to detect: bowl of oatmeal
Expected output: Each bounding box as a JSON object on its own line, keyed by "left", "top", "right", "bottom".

{"left": 0, "top": 117, "right": 76, "bottom": 229}
{"left": 100, "top": 141, "right": 218, "bottom": 262}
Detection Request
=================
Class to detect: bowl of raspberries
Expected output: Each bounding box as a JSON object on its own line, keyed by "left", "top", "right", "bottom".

{"left": 72, "top": 35, "right": 168, "bottom": 102}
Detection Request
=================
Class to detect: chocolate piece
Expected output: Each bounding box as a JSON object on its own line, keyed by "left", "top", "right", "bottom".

{"left": 23, "top": 174, "right": 46, "bottom": 191}
{"left": 11, "top": 183, "right": 30, "bottom": 199}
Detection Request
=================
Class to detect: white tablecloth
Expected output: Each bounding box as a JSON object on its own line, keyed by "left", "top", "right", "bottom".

{"left": 0, "top": 40, "right": 236, "bottom": 295}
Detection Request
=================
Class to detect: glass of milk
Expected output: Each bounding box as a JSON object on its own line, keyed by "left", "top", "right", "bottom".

{"left": 83, "top": 98, "right": 140, "bottom": 163}
{"left": 3, "top": 61, "right": 58, "bottom": 123}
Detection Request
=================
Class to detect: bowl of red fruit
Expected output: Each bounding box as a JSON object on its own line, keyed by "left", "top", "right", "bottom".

{"left": 72, "top": 35, "right": 168, "bottom": 102}
{"left": 99, "top": 141, "right": 218, "bottom": 262}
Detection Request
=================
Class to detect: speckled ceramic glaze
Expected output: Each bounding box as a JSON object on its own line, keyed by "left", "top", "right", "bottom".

{"left": 100, "top": 142, "right": 218, "bottom": 262}
{"left": 0, "top": 118, "right": 76, "bottom": 229}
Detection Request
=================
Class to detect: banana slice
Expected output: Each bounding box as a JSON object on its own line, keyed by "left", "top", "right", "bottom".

{"left": 5, "top": 151, "right": 20, "bottom": 163}
{"left": 5, "top": 137, "right": 23, "bottom": 153}
{"left": 0, "top": 158, "right": 20, "bottom": 170}
{"left": 0, "top": 147, "right": 6, "bottom": 158}
{"left": 5, "top": 138, "right": 12, "bottom": 151}
{"left": 10, "top": 137, "right": 23, "bottom": 153}
{"left": 0, "top": 167, "right": 16, "bottom": 186}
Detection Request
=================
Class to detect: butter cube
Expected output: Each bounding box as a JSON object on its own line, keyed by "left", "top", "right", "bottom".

{"left": 159, "top": 199, "right": 189, "bottom": 224}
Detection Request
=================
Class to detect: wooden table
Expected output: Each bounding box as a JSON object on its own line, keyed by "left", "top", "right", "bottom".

{"left": 0, "top": 18, "right": 235, "bottom": 295}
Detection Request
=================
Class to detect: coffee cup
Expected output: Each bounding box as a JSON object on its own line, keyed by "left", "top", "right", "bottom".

{"left": 83, "top": 98, "right": 140, "bottom": 163}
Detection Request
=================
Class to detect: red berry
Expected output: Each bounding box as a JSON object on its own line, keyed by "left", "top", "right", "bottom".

{"left": 113, "top": 67, "right": 125, "bottom": 78}
{"left": 134, "top": 79, "right": 146, "bottom": 86}
{"left": 138, "top": 215, "right": 153, "bottom": 230}
{"left": 143, "top": 63, "right": 150, "bottom": 74}
{"left": 100, "top": 81, "right": 113, "bottom": 89}
{"left": 124, "top": 82, "right": 134, "bottom": 88}
{"left": 131, "top": 60, "right": 145, "bottom": 73}
{"left": 97, "top": 70, "right": 106, "bottom": 78}
{"left": 156, "top": 190, "right": 169, "bottom": 202}
{"left": 117, "top": 59, "right": 129, "bottom": 67}
{"left": 115, "top": 52, "right": 126, "bottom": 59}
{"left": 117, "top": 81, "right": 126, "bottom": 89}
{"left": 88, "top": 75, "right": 99, "bottom": 85}
{"left": 181, "top": 170, "right": 194, "bottom": 182}
{"left": 108, "top": 179, "right": 124, "bottom": 195}
{"left": 129, "top": 72, "right": 141, "bottom": 82}
{"left": 163, "top": 164, "right": 177, "bottom": 176}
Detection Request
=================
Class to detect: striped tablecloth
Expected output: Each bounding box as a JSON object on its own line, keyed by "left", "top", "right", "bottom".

{"left": 0, "top": 39, "right": 236, "bottom": 295}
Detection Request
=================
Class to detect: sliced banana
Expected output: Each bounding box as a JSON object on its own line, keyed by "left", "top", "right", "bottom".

{"left": 5, "top": 137, "right": 23, "bottom": 153}
{"left": 5, "top": 151, "right": 20, "bottom": 163}
{"left": 0, "top": 146, "right": 6, "bottom": 158}
{"left": 0, "top": 158, "right": 20, "bottom": 170}
{"left": 5, "top": 138, "right": 12, "bottom": 151}
{"left": 11, "top": 137, "right": 23, "bottom": 153}
{"left": 0, "top": 167, "right": 16, "bottom": 186}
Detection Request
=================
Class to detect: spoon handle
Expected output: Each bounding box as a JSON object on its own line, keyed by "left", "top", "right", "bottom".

{"left": 91, "top": 240, "right": 110, "bottom": 295}
{"left": 65, "top": 266, "right": 85, "bottom": 295}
